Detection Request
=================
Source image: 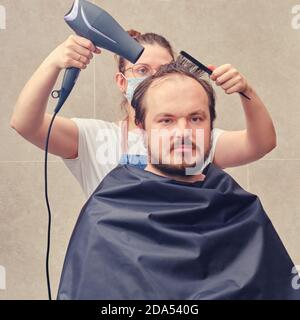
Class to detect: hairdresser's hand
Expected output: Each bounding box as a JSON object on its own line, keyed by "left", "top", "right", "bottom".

{"left": 208, "top": 64, "right": 249, "bottom": 95}
{"left": 47, "top": 35, "right": 102, "bottom": 71}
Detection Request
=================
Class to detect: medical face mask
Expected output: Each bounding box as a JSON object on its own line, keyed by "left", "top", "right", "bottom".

{"left": 123, "top": 76, "right": 148, "bottom": 103}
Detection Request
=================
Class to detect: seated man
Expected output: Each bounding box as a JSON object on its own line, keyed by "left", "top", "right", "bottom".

{"left": 57, "top": 63, "right": 300, "bottom": 300}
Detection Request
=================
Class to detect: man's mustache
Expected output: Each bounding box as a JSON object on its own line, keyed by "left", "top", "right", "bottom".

{"left": 170, "top": 138, "right": 199, "bottom": 151}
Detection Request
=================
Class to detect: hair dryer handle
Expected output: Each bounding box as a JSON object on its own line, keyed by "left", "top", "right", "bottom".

{"left": 53, "top": 67, "right": 81, "bottom": 113}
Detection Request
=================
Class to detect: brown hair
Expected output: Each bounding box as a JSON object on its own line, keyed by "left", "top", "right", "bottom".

{"left": 115, "top": 30, "right": 176, "bottom": 115}
{"left": 131, "top": 62, "right": 216, "bottom": 129}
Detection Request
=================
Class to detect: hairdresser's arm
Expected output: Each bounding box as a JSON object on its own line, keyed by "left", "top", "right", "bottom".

{"left": 209, "top": 64, "right": 277, "bottom": 168}
{"left": 10, "top": 35, "right": 101, "bottom": 159}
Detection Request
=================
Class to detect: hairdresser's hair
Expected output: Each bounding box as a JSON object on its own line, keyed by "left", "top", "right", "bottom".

{"left": 131, "top": 62, "right": 216, "bottom": 129}
{"left": 115, "top": 30, "right": 176, "bottom": 115}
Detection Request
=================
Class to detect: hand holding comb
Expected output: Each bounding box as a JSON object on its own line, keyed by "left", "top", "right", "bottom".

{"left": 177, "top": 51, "right": 251, "bottom": 100}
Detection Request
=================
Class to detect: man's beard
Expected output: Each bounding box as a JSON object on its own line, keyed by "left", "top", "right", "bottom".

{"left": 149, "top": 137, "right": 212, "bottom": 177}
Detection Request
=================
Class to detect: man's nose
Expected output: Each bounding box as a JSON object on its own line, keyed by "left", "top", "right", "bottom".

{"left": 173, "top": 119, "right": 192, "bottom": 139}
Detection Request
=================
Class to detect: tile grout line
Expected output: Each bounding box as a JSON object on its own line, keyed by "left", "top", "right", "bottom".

{"left": 0, "top": 161, "right": 62, "bottom": 163}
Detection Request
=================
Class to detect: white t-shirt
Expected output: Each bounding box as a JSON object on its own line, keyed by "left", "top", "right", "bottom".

{"left": 61, "top": 118, "right": 225, "bottom": 198}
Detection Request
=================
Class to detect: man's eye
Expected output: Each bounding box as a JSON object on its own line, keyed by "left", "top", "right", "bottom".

{"left": 159, "top": 119, "right": 173, "bottom": 124}
{"left": 190, "top": 117, "right": 203, "bottom": 123}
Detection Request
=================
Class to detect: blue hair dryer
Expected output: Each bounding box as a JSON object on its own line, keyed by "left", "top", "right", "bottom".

{"left": 53, "top": 0, "right": 145, "bottom": 113}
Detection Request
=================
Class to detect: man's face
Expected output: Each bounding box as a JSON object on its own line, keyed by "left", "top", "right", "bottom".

{"left": 143, "top": 75, "right": 212, "bottom": 176}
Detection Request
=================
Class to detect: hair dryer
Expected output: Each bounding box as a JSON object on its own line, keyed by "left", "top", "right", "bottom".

{"left": 53, "top": 0, "right": 145, "bottom": 113}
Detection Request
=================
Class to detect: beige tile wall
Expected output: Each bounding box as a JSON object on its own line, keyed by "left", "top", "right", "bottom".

{"left": 0, "top": 0, "right": 299, "bottom": 299}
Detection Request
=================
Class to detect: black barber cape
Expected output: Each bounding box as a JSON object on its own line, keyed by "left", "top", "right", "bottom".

{"left": 57, "top": 163, "right": 300, "bottom": 300}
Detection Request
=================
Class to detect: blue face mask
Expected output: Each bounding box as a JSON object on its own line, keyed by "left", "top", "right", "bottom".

{"left": 124, "top": 76, "right": 147, "bottom": 103}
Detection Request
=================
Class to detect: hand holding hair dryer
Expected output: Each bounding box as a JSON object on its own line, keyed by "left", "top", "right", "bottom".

{"left": 53, "top": 0, "right": 145, "bottom": 113}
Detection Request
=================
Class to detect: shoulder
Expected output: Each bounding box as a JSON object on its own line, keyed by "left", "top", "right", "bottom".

{"left": 211, "top": 127, "right": 226, "bottom": 141}
{"left": 70, "top": 118, "right": 120, "bottom": 136}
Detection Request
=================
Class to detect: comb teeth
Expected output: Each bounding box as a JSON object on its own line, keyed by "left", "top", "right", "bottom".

{"left": 175, "top": 54, "right": 206, "bottom": 79}
{"left": 176, "top": 51, "right": 213, "bottom": 79}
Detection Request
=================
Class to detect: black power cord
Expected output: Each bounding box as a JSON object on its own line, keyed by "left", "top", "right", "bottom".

{"left": 44, "top": 111, "right": 59, "bottom": 300}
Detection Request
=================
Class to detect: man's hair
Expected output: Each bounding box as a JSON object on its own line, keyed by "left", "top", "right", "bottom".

{"left": 131, "top": 63, "right": 216, "bottom": 129}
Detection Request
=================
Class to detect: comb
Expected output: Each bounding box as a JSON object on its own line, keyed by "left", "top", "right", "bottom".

{"left": 177, "top": 50, "right": 251, "bottom": 100}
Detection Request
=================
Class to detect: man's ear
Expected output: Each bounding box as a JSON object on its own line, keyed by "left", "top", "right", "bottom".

{"left": 115, "top": 73, "right": 127, "bottom": 93}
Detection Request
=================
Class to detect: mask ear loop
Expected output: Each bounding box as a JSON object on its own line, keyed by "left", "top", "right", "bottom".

{"left": 118, "top": 72, "right": 129, "bottom": 97}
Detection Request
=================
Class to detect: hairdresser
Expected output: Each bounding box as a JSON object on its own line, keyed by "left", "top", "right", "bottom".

{"left": 10, "top": 30, "right": 276, "bottom": 198}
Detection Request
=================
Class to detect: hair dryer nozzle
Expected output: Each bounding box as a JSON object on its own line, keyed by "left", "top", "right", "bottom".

{"left": 65, "top": 0, "right": 144, "bottom": 63}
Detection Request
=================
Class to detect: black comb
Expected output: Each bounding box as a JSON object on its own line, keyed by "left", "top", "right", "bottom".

{"left": 178, "top": 51, "right": 251, "bottom": 100}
